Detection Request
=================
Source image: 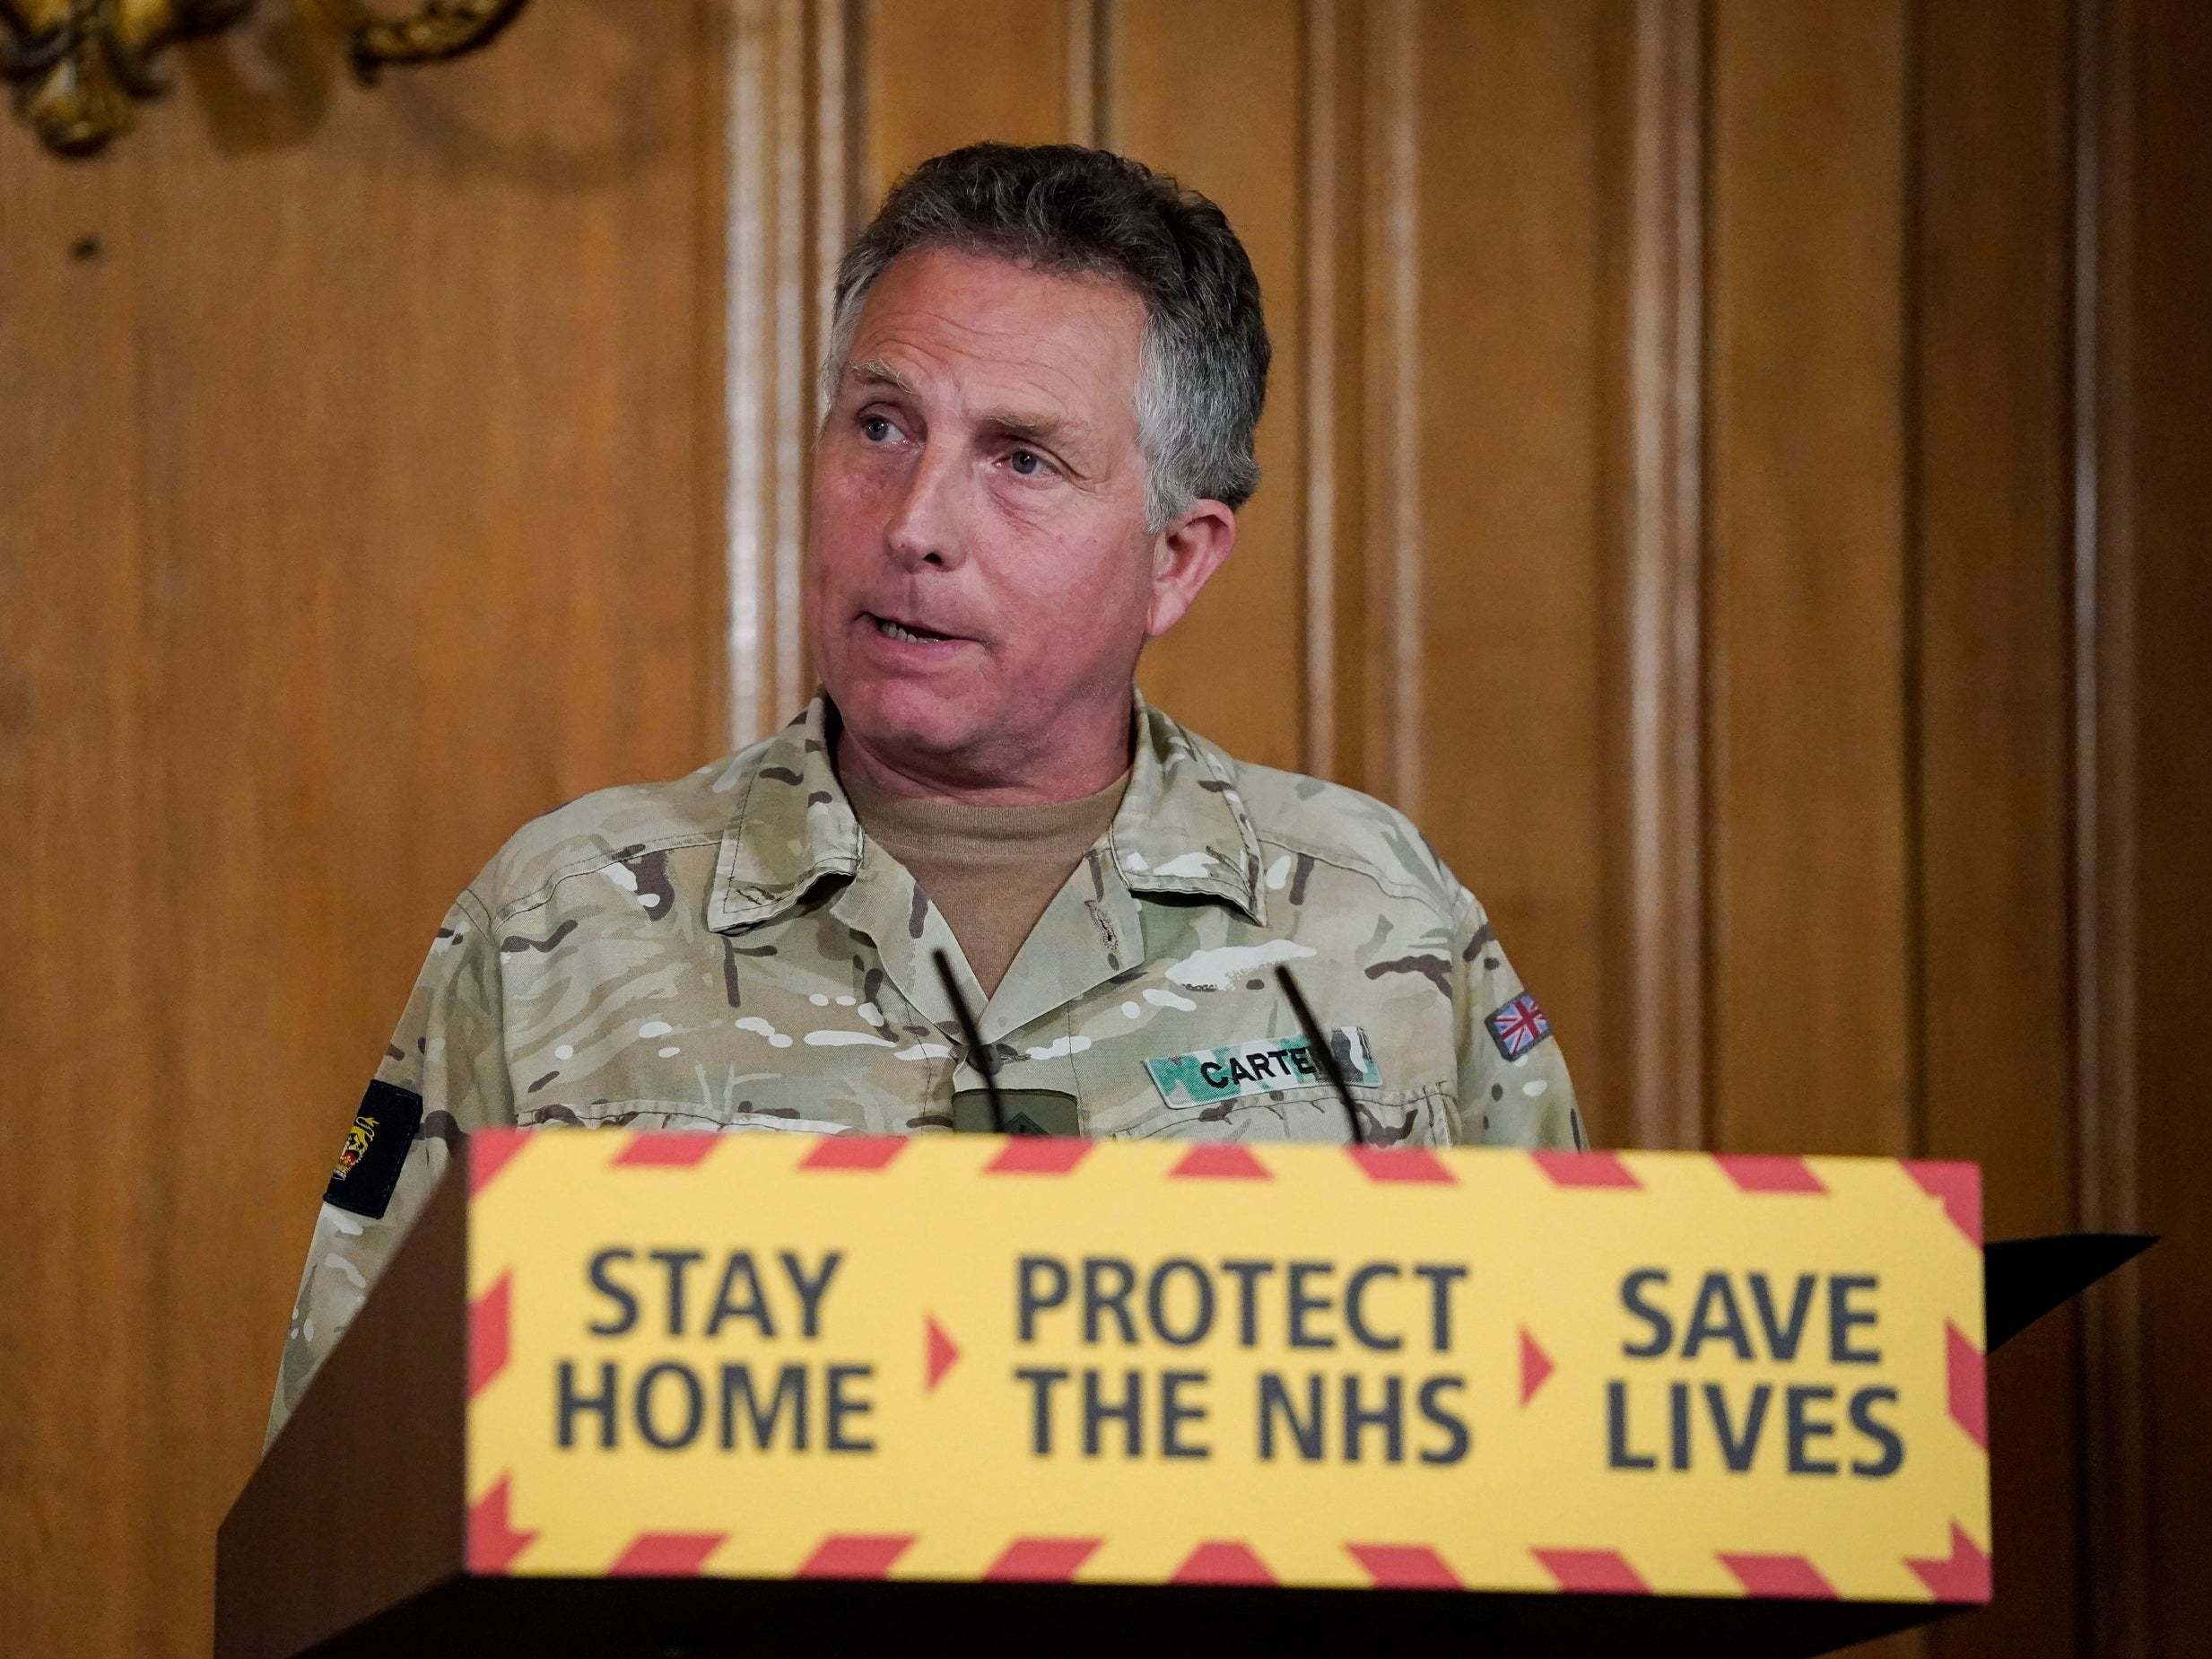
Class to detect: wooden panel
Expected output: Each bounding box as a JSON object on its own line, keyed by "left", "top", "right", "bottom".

{"left": 1399, "top": 0, "right": 1615, "bottom": 1131}
{"left": 727, "top": 0, "right": 852, "bottom": 738}
{"left": 1114, "top": 0, "right": 1308, "bottom": 774}
{"left": 860, "top": 0, "right": 1082, "bottom": 190}
{"left": 0, "top": 5, "right": 726, "bottom": 1653}
{"left": 1706, "top": 0, "right": 1913, "bottom": 1164}
{"left": 1303, "top": 0, "right": 1367, "bottom": 787}
{"left": 1615, "top": 0, "right": 1708, "bottom": 1152}
{"left": 0, "top": 145, "right": 156, "bottom": 1659}
{"left": 2122, "top": 1, "right": 2212, "bottom": 1646}
{"left": 2075, "top": 1, "right": 2148, "bottom": 1647}
{"left": 1911, "top": 4, "right": 2081, "bottom": 1654}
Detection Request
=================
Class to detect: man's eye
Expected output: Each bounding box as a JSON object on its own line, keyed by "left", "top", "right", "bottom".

{"left": 1008, "top": 449, "right": 1047, "bottom": 477}
{"left": 860, "top": 415, "right": 897, "bottom": 442}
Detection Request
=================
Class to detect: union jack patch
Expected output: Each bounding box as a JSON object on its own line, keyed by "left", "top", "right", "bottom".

{"left": 1485, "top": 992, "right": 1552, "bottom": 1061}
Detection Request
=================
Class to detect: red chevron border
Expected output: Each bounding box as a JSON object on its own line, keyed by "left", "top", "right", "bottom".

{"left": 1906, "top": 1523, "right": 1993, "bottom": 1602}
{"left": 1720, "top": 1552, "right": 1838, "bottom": 1598}
{"left": 467, "top": 1270, "right": 511, "bottom": 1398}
{"left": 1170, "top": 1144, "right": 1273, "bottom": 1180}
{"left": 1346, "top": 1542, "right": 1461, "bottom": 1589}
{"left": 466, "top": 1474, "right": 536, "bottom": 1575}
{"left": 986, "top": 1138, "right": 1093, "bottom": 1174}
{"left": 467, "top": 1129, "right": 530, "bottom": 1195}
{"left": 611, "top": 1133, "right": 719, "bottom": 1169}
{"left": 1902, "top": 1160, "right": 1983, "bottom": 1245}
{"left": 1533, "top": 1547, "right": 1650, "bottom": 1594}
{"left": 1948, "top": 1321, "right": 1990, "bottom": 1449}
{"left": 795, "top": 1533, "right": 913, "bottom": 1578}
{"left": 1171, "top": 1541, "right": 1275, "bottom": 1585}
{"left": 1714, "top": 1154, "right": 1828, "bottom": 1193}
{"left": 1531, "top": 1150, "right": 1642, "bottom": 1189}
{"left": 1346, "top": 1146, "right": 1456, "bottom": 1183}
{"left": 609, "top": 1532, "right": 727, "bottom": 1576}
{"left": 984, "top": 1537, "right": 1102, "bottom": 1581}
{"left": 799, "top": 1135, "right": 908, "bottom": 1172}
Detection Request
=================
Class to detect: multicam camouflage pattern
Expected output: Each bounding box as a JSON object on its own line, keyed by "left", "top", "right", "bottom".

{"left": 266, "top": 693, "right": 1582, "bottom": 1442}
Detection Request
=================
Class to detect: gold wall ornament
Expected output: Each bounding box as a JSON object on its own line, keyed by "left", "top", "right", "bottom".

{"left": 0, "top": 0, "right": 531, "bottom": 158}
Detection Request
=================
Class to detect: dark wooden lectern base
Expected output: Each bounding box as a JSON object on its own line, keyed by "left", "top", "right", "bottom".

{"left": 302, "top": 1573, "right": 1946, "bottom": 1658}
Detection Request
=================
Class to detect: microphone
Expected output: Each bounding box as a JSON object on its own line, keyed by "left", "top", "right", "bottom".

{"left": 932, "top": 947, "right": 1006, "bottom": 1133}
{"left": 1274, "top": 965, "right": 1366, "bottom": 1146}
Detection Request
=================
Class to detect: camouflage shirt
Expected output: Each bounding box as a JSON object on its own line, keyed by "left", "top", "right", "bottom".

{"left": 266, "top": 693, "right": 1582, "bottom": 1440}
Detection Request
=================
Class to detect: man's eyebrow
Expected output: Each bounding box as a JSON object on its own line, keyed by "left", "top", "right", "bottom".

{"left": 979, "top": 406, "right": 1081, "bottom": 445}
{"left": 844, "top": 357, "right": 918, "bottom": 394}
{"left": 840, "top": 360, "right": 1094, "bottom": 473}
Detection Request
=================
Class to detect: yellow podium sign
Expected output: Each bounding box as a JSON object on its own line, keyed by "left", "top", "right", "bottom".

{"left": 462, "top": 1131, "right": 1990, "bottom": 1603}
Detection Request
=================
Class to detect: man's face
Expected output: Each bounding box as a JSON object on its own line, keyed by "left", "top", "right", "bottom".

{"left": 806, "top": 247, "right": 1196, "bottom": 792}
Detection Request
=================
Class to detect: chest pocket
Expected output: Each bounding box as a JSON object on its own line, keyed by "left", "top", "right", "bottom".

{"left": 508, "top": 1046, "right": 946, "bottom": 1137}
{"left": 1147, "top": 1078, "right": 1459, "bottom": 1148}
{"left": 513, "top": 1099, "right": 862, "bottom": 1135}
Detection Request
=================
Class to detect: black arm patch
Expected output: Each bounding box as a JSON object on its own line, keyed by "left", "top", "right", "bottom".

{"left": 322, "top": 1079, "right": 424, "bottom": 1219}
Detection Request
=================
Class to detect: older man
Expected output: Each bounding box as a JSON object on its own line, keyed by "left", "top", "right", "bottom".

{"left": 266, "top": 144, "right": 1582, "bottom": 1439}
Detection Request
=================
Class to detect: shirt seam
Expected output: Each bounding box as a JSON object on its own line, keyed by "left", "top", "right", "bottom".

{"left": 1252, "top": 830, "right": 1436, "bottom": 906}
{"left": 453, "top": 886, "right": 497, "bottom": 933}
{"left": 490, "top": 832, "right": 723, "bottom": 927}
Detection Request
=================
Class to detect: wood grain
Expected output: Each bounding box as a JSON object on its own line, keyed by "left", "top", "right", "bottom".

{"left": 1706, "top": 0, "right": 1913, "bottom": 1167}
{"left": 859, "top": 0, "right": 1076, "bottom": 188}
{"left": 1911, "top": 3, "right": 2081, "bottom": 1653}
{"left": 1300, "top": 0, "right": 1365, "bottom": 787}
{"left": 0, "top": 5, "right": 726, "bottom": 1653}
{"left": 1401, "top": 0, "right": 1615, "bottom": 1133}
{"left": 2073, "top": 3, "right": 2148, "bottom": 1649}
{"left": 1616, "top": 0, "right": 1708, "bottom": 1152}
{"left": 1114, "top": 0, "right": 1308, "bottom": 774}
{"left": 2115, "top": 2, "right": 2212, "bottom": 1646}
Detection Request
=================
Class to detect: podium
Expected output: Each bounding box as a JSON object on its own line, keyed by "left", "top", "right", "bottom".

{"left": 218, "top": 1132, "right": 2147, "bottom": 1658}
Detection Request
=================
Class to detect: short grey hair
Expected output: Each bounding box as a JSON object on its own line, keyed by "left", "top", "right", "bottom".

{"left": 823, "top": 143, "right": 1270, "bottom": 533}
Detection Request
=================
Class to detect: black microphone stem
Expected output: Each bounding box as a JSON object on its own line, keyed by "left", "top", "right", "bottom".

{"left": 1275, "top": 965, "right": 1365, "bottom": 1146}
{"left": 933, "top": 947, "right": 1006, "bottom": 1133}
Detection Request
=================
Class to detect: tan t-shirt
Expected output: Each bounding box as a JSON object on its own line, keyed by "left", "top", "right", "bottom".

{"left": 841, "top": 767, "right": 1130, "bottom": 999}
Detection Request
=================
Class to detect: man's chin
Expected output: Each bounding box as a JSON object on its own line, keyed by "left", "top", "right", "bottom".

{"left": 831, "top": 680, "right": 988, "bottom": 764}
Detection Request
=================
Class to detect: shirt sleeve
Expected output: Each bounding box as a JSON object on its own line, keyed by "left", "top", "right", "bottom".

{"left": 263, "top": 888, "right": 514, "bottom": 1448}
{"left": 1449, "top": 885, "right": 1585, "bottom": 1149}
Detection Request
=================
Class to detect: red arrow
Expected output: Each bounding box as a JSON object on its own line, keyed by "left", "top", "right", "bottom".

{"left": 925, "top": 1314, "right": 960, "bottom": 1391}
{"left": 1520, "top": 1327, "right": 1554, "bottom": 1406}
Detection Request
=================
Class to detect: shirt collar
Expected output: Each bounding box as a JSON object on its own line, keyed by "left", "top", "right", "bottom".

{"left": 1108, "top": 688, "right": 1267, "bottom": 924}
{"left": 707, "top": 698, "right": 859, "bottom": 932}
{"left": 706, "top": 688, "right": 1266, "bottom": 933}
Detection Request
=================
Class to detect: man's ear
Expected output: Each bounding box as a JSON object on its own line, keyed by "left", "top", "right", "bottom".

{"left": 1144, "top": 500, "right": 1238, "bottom": 639}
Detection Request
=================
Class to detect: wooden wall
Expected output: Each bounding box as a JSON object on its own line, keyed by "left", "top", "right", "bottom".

{"left": 726, "top": 9, "right": 2203, "bottom": 1647}
{"left": 2, "top": 2, "right": 2203, "bottom": 1654}
{"left": 0, "top": 4, "right": 731, "bottom": 1654}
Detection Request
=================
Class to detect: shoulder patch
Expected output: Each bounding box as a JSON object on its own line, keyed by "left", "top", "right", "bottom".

{"left": 1484, "top": 992, "right": 1553, "bottom": 1061}
{"left": 323, "top": 1079, "right": 423, "bottom": 1219}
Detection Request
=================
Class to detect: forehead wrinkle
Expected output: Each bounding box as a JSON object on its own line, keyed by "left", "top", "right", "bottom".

{"left": 854, "top": 286, "right": 1134, "bottom": 416}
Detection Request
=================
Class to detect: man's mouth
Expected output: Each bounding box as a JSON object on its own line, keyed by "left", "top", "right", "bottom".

{"left": 867, "top": 612, "right": 962, "bottom": 645}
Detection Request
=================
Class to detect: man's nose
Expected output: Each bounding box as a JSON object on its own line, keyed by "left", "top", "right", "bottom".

{"left": 882, "top": 444, "right": 968, "bottom": 571}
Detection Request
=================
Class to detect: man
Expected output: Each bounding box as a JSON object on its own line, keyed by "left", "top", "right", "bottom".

{"left": 266, "top": 144, "right": 1582, "bottom": 1442}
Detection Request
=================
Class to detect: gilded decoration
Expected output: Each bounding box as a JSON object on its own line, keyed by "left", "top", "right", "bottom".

{"left": 0, "top": 0, "right": 531, "bottom": 156}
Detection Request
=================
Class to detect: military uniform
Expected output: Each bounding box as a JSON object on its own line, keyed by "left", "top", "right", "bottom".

{"left": 267, "top": 694, "right": 1582, "bottom": 1439}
